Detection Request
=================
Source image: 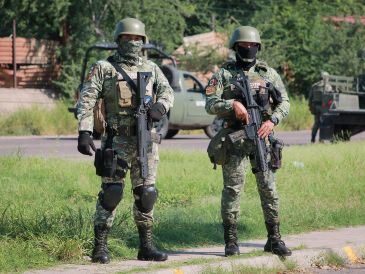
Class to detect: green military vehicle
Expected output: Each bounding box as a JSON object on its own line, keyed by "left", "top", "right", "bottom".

{"left": 68, "top": 42, "right": 218, "bottom": 139}
{"left": 317, "top": 74, "right": 365, "bottom": 141}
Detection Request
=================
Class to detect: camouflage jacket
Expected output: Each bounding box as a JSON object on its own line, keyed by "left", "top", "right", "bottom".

{"left": 77, "top": 52, "right": 174, "bottom": 132}
{"left": 205, "top": 60, "right": 290, "bottom": 124}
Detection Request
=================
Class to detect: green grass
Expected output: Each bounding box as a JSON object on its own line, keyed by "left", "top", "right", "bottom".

{"left": 0, "top": 102, "right": 77, "bottom": 136}
{"left": 0, "top": 141, "right": 365, "bottom": 272}
{"left": 312, "top": 250, "right": 346, "bottom": 268}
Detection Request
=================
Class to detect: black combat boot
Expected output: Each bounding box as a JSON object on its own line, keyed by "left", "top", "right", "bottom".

{"left": 137, "top": 224, "right": 168, "bottom": 261}
{"left": 223, "top": 223, "right": 240, "bottom": 256}
{"left": 264, "top": 222, "right": 292, "bottom": 256}
{"left": 92, "top": 224, "right": 110, "bottom": 264}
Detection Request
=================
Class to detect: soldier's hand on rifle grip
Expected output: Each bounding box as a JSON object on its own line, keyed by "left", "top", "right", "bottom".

{"left": 150, "top": 102, "right": 166, "bottom": 122}
{"left": 233, "top": 100, "right": 249, "bottom": 124}
{"left": 258, "top": 120, "right": 275, "bottom": 139}
{"left": 77, "top": 131, "right": 96, "bottom": 156}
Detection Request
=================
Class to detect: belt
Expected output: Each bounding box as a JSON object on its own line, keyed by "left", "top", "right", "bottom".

{"left": 108, "top": 125, "right": 136, "bottom": 137}
{"left": 106, "top": 126, "right": 162, "bottom": 144}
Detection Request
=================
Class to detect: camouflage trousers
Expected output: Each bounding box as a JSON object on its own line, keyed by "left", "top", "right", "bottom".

{"left": 94, "top": 135, "right": 159, "bottom": 228}
{"left": 221, "top": 139, "right": 279, "bottom": 225}
{"left": 311, "top": 113, "right": 320, "bottom": 142}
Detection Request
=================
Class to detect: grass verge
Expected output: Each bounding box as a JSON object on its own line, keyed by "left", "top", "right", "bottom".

{"left": 0, "top": 102, "right": 77, "bottom": 136}
{"left": 0, "top": 96, "right": 313, "bottom": 137}
{"left": 0, "top": 141, "right": 364, "bottom": 272}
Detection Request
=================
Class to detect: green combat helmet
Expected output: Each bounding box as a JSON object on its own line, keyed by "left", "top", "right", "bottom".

{"left": 321, "top": 71, "right": 330, "bottom": 80}
{"left": 229, "top": 26, "right": 261, "bottom": 51}
{"left": 113, "top": 18, "right": 148, "bottom": 43}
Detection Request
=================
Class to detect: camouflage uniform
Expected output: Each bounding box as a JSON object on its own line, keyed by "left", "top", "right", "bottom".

{"left": 78, "top": 52, "right": 173, "bottom": 227}
{"left": 77, "top": 17, "right": 173, "bottom": 263}
{"left": 308, "top": 74, "right": 332, "bottom": 143}
{"left": 205, "top": 25, "right": 291, "bottom": 257}
{"left": 205, "top": 60, "right": 290, "bottom": 225}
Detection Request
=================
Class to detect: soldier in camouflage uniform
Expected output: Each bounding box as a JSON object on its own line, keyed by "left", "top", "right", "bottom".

{"left": 77, "top": 18, "right": 173, "bottom": 263}
{"left": 205, "top": 26, "right": 292, "bottom": 257}
{"left": 308, "top": 71, "right": 333, "bottom": 143}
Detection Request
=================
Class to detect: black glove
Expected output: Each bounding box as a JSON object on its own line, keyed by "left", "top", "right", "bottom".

{"left": 77, "top": 131, "right": 96, "bottom": 156}
{"left": 149, "top": 102, "right": 166, "bottom": 122}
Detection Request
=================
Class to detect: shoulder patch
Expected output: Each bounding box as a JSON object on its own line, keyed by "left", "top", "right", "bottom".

{"left": 205, "top": 85, "right": 216, "bottom": 95}
{"left": 206, "top": 78, "right": 218, "bottom": 95}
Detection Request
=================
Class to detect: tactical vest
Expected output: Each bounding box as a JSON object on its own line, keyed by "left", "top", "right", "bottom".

{"left": 102, "top": 63, "right": 153, "bottom": 121}
{"left": 221, "top": 61, "right": 272, "bottom": 119}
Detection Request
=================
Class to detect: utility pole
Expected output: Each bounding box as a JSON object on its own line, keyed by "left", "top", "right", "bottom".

{"left": 211, "top": 13, "right": 216, "bottom": 32}
{"left": 12, "top": 19, "right": 17, "bottom": 88}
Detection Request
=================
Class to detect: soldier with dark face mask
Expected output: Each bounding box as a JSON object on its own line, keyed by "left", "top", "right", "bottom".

{"left": 77, "top": 18, "right": 174, "bottom": 263}
{"left": 205, "top": 26, "right": 291, "bottom": 257}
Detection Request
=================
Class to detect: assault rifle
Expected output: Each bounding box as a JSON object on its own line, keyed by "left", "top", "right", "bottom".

{"left": 136, "top": 72, "right": 153, "bottom": 179}
{"left": 229, "top": 74, "right": 268, "bottom": 172}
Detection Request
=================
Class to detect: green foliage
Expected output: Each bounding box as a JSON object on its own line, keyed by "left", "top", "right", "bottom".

{"left": 0, "top": 102, "right": 77, "bottom": 136}
{"left": 249, "top": 0, "right": 365, "bottom": 95}
{"left": 1, "top": 0, "right": 365, "bottom": 97}
{"left": 0, "top": 142, "right": 365, "bottom": 271}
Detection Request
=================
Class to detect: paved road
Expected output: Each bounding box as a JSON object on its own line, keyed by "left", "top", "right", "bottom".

{"left": 0, "top": 130, "right": 365, "bottom": 159}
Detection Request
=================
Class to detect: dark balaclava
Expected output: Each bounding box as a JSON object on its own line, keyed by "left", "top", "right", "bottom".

{"left": 235, "top": 45, "right": 258, "bottom": 70}
{"left": 116, "top": 38, "right": 143, "bottom": 66}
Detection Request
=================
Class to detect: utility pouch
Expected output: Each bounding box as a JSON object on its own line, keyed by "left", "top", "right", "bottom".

{"left": 270, "top": 138, "right": 284, "bottom": 170}
{"left": 94, "top": 148, "right": 104, "bottom": 176}
{"left": 207, "top": 128, "right": 233, "bottom": 168}
{"left": 118, "top": 81, "right": 134, "bottom": 107}
{"left": 103, "top": 148, "right": 117, "bottom": 177}
{"left": 93, "top": 99, "right": 106, "bottom": 134}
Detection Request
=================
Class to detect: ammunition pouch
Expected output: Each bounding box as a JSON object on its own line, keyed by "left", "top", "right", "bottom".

{"left": 93, "top": 98, "right": 106, "bottom": 134}
{"left": 269, "top": 137, "right": 284, "bottom": 170}
{"left": 94, "top": 148, "right": 118, "bottom": 177}
{"left": 207, "top": 128, "right": 233, "bottom": 168}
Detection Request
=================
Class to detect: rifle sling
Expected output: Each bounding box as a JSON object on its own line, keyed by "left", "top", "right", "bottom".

{"left": 106, "top": 56, "right": 138, "bottom": 93}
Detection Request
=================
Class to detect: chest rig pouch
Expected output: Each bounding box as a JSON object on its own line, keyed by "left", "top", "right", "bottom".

{"left": 248, "top": 74, "right": 270, "bottom": 111}
{"left": 107, "top": 56, "right": 153, "bottom": 110}
{"left": 117, "top": 73, "right": 136, "bottom": 108}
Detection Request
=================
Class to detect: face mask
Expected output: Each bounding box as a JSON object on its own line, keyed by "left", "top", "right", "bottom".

{"left": 236, "top": 46, "right": 258, "bottom": 62}
{"left": 117, "top": 39, "right": 143, "bottom": 64}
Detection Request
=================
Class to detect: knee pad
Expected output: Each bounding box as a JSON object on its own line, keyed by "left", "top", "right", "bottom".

{"left": 133, "top": 185, "right": 158, "bottom": 213}
{"left": 99, "top": 183, "right": 124, "bottom": 212}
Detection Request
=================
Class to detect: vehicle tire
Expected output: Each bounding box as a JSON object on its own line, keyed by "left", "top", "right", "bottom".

{"left": 92, "top": 129, "right": 102, "bottom": 140}
{"left": 333, "top": 125, "right": 351, "bottom": 142}
{"left": 154, "top": 115, "right": 169, "bottom": 139}
{"left": 204, "top": 117, "right": 224, "bottom": 139}
{"left": 165, "top": 129, "right": 179, "bottom": 139}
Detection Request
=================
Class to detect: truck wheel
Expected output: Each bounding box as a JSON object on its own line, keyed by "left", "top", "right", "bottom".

{"left": 204, "top": 117, "right": 224, "bottom": 138}
{"left": 165, "top": 129, "right": 179, "bottom": 139}
{"left": 333, "top": 126, "right": 351, "bottom": 142}
{"left": 92, "top": 129, "right": 102, "bottom": 140}
{"left": 154, "top": 115, "right": 169, "bottom": 139}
